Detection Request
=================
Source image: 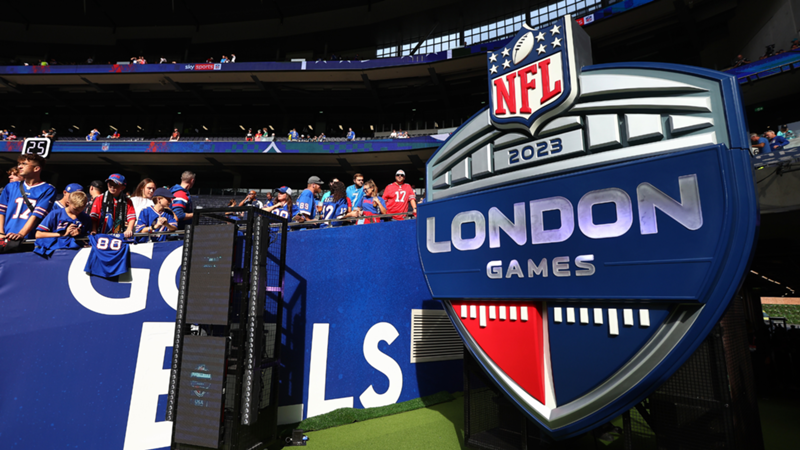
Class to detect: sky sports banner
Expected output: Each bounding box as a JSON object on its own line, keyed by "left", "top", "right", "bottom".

{"left": 0, "top": 222, "right": 460, "bottom": 449}
{"left": 417, "top": 16, "right": 758, "bottom": 438}
{"left": 0, "top": 54, "right": 453, "bottom": 76}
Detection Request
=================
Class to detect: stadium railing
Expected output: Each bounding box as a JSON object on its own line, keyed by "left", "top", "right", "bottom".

{"left": 18, "top": 209, "right": 415, "bottom": 246}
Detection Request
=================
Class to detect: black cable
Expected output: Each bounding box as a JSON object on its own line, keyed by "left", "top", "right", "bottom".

{"left": 756, "top": 168, "right": 778, "bottom": 183}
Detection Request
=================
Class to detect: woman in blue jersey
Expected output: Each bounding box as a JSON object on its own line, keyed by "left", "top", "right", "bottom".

{"left": 319, "top": 181, "right": 357, "bottom": 228}
{"left": 262, "top": 186, "right": 298, "bottom": 220}
{"left": 355, "top": 179, "right": 387, "bottom": 224}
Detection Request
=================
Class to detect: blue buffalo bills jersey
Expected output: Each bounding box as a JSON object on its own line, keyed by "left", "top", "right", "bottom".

{"left": 0, "top": 181, "right": 56, "bottom": 238}
{"left": 355, "top": 196, "right": 386, "bottom": 215}
{"left": 37, "top": 208, "right": 92, "bottom": 237}
{"left": 170, "top": 185, "right": 194, "bottom": 230}
{"left": 295, "top": 189, "right": 317, "bottom": 219}
{"left": 136, "top": 206, "right": 178, "bottom": 242}
{"left": 319, "top": 196, "right": 351, "bottom": 228}
{"left": 271, "top": 203, "right": 299, "bottom": 220}
{"left": 84, "top": 234, "right": 131, "bottom": 278}
{"left": 34, "top": 236, "right": 80, "bottom": 258}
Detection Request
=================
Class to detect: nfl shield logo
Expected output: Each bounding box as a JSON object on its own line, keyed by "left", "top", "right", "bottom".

{"left": 417, "top": 15, "right": 758, "bottom": 439}
{"left": 489, "top": 17, "right": 588, "bottom": 135}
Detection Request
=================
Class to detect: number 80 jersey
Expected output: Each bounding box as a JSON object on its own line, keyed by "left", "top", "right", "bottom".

{"left": 84, "top": 234, "right": 131, "bottom": 278}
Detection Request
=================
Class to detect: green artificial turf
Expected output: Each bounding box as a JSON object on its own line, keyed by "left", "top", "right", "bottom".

{"left": 296, "top": 393, "right": 616, "bottom": 450}
{"left": 762, "top": 304, "right": 800, "bottom": 324}
{"left": 277, "top": 390, "right": 799, "bottom": 449}
{"left": 297, "top": 390, "right": 455, "bottom": 432}
{"left": 759, "top": 392, "right": 800, "bottom": 450}
{"left": 303, "top": 393, "right": 465, "bottom": 450}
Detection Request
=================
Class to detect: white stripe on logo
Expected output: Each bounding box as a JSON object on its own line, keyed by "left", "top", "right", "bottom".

{"left": 608, "top": 308, "right": 619, "bottom": 336}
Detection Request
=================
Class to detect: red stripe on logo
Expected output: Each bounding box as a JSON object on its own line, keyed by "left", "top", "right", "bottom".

{"left": 453, "top": 300, "right": 545, "bottom": 403}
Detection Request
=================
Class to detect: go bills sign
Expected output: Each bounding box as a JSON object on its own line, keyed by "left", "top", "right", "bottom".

{"left": 417, "top": 15, "right": 758, "bottom": 438}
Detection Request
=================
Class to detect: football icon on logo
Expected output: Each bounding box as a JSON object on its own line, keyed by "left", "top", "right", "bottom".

{"left": 513, "top": 31, "right": 535, "bottom": 64}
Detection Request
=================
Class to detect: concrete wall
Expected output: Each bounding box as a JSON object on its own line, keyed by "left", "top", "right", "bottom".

{"left": 734, "top": 0, "right": 800, "bottom": 61}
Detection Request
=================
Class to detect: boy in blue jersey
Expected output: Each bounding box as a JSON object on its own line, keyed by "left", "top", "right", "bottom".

{"left": 262, "top": 186, "right": 298, "bottom": 219}
{"left": 136, "top": 188, "right": 178, "bottom": 242}
{"left": 346, "top": 128, "right": 355, "bottom": 140}
{"left": 36, "top": 191, "right": 92, "bottom": 239}
{"left": 34, "top": 191, "right": 90, "bottom": 257}
{"left": 170, "top": 171, "right": 195, "bottom": 229}
{"left": 53, "top": 183, "right": 84, "bottom": 210}
{"left": 0, "top": 154, "right": 56, "bottom": 241}
{"left": 294, "top": 176, "right": 324, "bottom": 223}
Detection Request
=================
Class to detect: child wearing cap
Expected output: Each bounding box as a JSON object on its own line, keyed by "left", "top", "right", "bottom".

{"left": 36, "top": 191, "right": 92, "bottom": 239}
{"left": 136, "top": 188, "right": 178, "bottom": 242}
{"left": 90, "top": 173, "right": 136, "bottom": 237}
{"left": 53, "top": 183, "right": 84, "bottom": 210}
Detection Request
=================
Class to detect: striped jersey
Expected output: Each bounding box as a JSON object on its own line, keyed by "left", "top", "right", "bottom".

{"left": 0, "top": 181, "right": 56, "bottom": 238}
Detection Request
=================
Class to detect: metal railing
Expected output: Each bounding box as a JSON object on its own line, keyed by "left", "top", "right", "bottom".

{"left": 13, "top": 209, "right": 415, "bottom": 246}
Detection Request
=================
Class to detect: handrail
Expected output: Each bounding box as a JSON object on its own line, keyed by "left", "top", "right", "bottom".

{"left": 15, "top": 210, "right": 417, "bottom": 245}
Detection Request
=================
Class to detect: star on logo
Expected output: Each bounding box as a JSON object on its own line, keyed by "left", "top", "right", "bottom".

{"left": 551, "top": 37, "right": 562, "bottom": 48}
{"left": 489, "top": 53, "right": 498, "bottom": 63}
{"left": 536, "top": 44, "right": 547, "bottom": 55}
{"left": 536, "top": 31, "right": 546, "bottom": 42}
{"left": 550, "top": 24, "right": 561, "bottom": 35}
{"left": 501, "top": 47, "right": 510, "bottom": 58}
{"left": 502, "top": 59, "right": 511, "bottom": 69}
{"left": 489, "top": 64, "right": 498, "bottom": 74}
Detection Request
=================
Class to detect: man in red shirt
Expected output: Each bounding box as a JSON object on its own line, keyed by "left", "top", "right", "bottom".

{"left": 383, "top": 169, "right": 417, "bottom": 221}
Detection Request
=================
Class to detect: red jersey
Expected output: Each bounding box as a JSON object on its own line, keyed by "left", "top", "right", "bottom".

{"left": 382, "top": 182, "right": 416, "bottom": 220}
{"left": 90, "top": 194, "right": 136, "bottom": 234}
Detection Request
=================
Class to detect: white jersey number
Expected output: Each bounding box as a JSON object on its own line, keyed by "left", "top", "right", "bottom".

{"left": 12, "top": 197, "right": 37, "bottom": 220}
{"left": 97, "top": 237, "right": 123, "bottom": 251}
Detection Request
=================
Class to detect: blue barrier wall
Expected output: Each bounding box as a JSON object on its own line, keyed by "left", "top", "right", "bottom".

{"left": 0, "top": 220, "right": 460, "bottom": 450}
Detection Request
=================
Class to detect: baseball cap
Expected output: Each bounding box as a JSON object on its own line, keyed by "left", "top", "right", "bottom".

{"left": 153, "top": 187, "right": 174, "bottom": 199}
{"left": 277, "top": 186, "right": 293, "bottom": 195}
{"left": 65, "top": 183, "right": 83, "bottom": 193}
{"left": 308, "top": 176, "right": 324, "bottom": 186}
{"left": 89, "top": 180, "right": 106, "bottom": 191}
{"left": 106, "top": 173, "right": 126, "bottom": 185}
{"left": 396, "top": 170, "right": 406, "bottom": 176}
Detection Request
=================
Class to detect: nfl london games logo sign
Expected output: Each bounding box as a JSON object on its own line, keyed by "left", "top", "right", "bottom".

{"left": 417, "top": 16, "right": 758, "bottom": 438}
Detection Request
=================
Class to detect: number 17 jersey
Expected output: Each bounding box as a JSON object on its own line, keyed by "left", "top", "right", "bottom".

{"left": 382, "top": 182, "right": 415, "bottom": 221}
{"left": 0, "top": 181, "right": 56, "bottom": 238}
